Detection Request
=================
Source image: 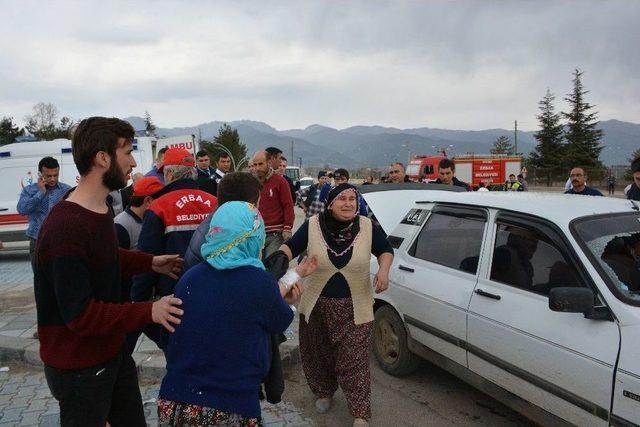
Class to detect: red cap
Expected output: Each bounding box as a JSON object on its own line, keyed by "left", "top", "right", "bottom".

{"left": 132, "top": 176, "right": 164, "bottom": 197}
{"left": 161, "top": 148, "right": 196, "bottom": 168}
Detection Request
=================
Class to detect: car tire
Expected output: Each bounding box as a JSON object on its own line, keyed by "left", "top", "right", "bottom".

{"left": 373, "top": 305, "right": 419, "bottom": 376}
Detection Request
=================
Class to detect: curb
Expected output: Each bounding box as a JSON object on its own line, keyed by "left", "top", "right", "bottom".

{"left": 0, "top": 336, "right": 300, "bottom": 381}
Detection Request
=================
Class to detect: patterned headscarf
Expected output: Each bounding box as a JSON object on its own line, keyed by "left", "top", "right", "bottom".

{"left": 325, "top": 183, "right": 360, "bottom": 214}
{"left": 200, "top": 201, "right": 266, "bottom": 270}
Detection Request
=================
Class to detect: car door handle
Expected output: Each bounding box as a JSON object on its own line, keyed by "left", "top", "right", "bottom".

{"left": 474, "top": 289, "right": 501, "bottom": 300}
{"left": 398, "top": 265, "right": 415, "bottom": 273}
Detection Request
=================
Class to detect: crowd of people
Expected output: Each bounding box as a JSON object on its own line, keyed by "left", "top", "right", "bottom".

{"left": 13, "top": 115, "right": 640, "bottom": 426}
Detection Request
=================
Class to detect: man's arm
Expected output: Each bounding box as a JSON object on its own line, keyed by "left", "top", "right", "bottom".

{"left": 131, "top": 208, "right": 165, "bottom": 301}
{"left": 17, "top": 185, "right": 45, "bottom": 215}
{"left": 43, "top": 237, "right": 154, "bottom": 336}
{"left": 119, "top": 248, "right": 153, "bottom": 278}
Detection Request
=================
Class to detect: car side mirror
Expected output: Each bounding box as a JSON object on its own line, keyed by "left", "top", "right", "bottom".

{"left": 548, "top": 287, "right": 594, "bottom": 316}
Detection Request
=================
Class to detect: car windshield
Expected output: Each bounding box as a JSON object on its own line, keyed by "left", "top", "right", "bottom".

{"left": 300, "top": 178, "right": 313, "bottom": 186}
{"left": 573, "top": 212, "right": 640, "bottom": 304}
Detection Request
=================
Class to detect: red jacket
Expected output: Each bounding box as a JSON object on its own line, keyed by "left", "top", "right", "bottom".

{"left": 258, "top": 173, "right": 294, "bottom": 233}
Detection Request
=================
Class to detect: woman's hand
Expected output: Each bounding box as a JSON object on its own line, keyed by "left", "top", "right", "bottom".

{"left": 295, "top": 255, "right": 318, "bottom": 278}
{"left": 374, "top": 270, "right": 389, "bottom": 294}
{"left": 283, "top": 282, "right": 304, "bottom": 304}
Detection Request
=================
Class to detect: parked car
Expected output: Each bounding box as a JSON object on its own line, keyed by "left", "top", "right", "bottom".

{"left": 298, "top": 176, "right": 314, "bottom": 191}
{"left": 360, "top": 184, "right": 640, "bottom": 426}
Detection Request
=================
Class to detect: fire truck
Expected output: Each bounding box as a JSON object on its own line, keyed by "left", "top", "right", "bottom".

{"left": 406, "top": 154, "right": 523, "bottom": 189}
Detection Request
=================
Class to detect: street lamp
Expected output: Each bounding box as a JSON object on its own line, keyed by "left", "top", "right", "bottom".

{"left": 207, "top": 142, "right": 237, "bottom": 170}
{"left": 401, "top": 143, "right": 411, "bottom": 165}
{"left": 236, "top": 156, "right": 250, "bottom": 171}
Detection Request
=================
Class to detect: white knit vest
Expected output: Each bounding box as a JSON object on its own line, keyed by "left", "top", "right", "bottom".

{"left": 298, "top": 215, "right": 374, "bottom": 325}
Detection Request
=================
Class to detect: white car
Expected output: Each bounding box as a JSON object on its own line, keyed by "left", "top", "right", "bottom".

{"left": 298, "top": 176, "right": 314, "bottom": 191}
{"left": 361, "top": 184, "right": 640, "bottom": 426}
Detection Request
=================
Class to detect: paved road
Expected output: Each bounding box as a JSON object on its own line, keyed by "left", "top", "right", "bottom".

{"left": 0, "top": 358, "right": 532, "bottom": 427}
{"left": 282, "top": 358, "right": 533, "bottom": 426}
{"left": 0, "top": 363, "right": 312, "bottom": 426}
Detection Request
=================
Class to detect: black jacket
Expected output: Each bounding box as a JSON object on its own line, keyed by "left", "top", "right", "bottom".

{"left": 628, "top": 183, "right": 640, "bottom": 201}
{"left": 196, "top": 167, "right": 221, "bottom": 197}
{"left": 433, "top": 177, "right": 471, "bottom": 191}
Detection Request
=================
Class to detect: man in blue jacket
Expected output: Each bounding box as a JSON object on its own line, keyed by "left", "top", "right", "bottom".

{"left": 17, "top": 156, "right": 71, "bottom": 273}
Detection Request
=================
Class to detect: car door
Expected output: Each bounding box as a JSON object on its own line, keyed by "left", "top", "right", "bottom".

{"left": 467, "top": 212, "right": 620, "bottom": 426}
{"left": 394, "top": 204, "right": 488, "bottom": 367}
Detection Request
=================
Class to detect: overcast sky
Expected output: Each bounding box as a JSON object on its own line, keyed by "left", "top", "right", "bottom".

{"left": 1, "top": 1, "right": 639, "bottom": 131}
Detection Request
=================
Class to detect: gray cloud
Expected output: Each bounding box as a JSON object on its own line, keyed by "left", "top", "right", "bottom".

{"left": 1, "top": 0, "right": 639, "bottom": 130}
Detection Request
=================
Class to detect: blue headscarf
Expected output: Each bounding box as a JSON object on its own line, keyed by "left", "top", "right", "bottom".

{"left": 200, "top": 201, "right": 266, "bottom": 270}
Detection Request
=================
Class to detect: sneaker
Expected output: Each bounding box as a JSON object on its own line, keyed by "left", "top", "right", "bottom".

{"left": 315, "top": 397, "right": 332, "bottom": 413}
{"left": 353, "top": 418, "right": 369, "bottom": 426}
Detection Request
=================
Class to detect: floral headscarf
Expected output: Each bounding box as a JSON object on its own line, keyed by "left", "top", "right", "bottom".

{"left": 200, "top": 201, "right": 266, "bottom": 270}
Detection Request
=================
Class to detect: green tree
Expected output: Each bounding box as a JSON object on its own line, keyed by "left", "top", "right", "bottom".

{"left": 0, "top": 116, "right": 25, "bottom": 145}
{"left": 144, "top": 111, "right": 157, "bottom": 136}
{"left": 24, "top": 102, "right": 74, "bottom": 140}
{"left": 529, "top": 89, "right": 565, "bottom": 186}
{"left": 562, "top": 69, "right": 605, "bottom": 179}
{"left": 202, "top": 123, "right": 248, "bottom": 171}
{"left": 491, "top": 135, "right": 514, "bottom": 155}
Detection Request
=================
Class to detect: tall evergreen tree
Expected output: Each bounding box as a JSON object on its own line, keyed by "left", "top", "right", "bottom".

{"left": 562, "top": 69, "right": 604, "bottom": 179}
{"left": 529, "top": 89, "right": 565, "bottom": 186}
{"left": 144, "top": 111, "right": 157, "bottom": 136}
{"left": 202, "top": 123, "right": 248, "bottom": 171}
{"left": 490, "top": 135, "right": 513, "bottom": 155}
{"left": 0, "top": 116, "right": 25, "bottom": 145}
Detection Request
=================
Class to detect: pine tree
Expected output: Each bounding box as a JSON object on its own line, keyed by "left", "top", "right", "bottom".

{"left": 491, "top": 135, "right": 514, "bottom": 155}
{"left": 562, "top": 69, "right": 605, "bottom": 179}
{"left": 0, "top": 116, "right": 25, "bottom": 145}
{"left": 144, "top": 111, "right": 157, "bottom": 136}
{"left": 202, "top": 124, "right": 248, "bottom": 171}
{"left": 529, "top": 89, "right": 565, "bottom": 186}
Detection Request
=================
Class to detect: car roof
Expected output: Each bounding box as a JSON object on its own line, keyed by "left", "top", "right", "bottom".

{"left": 418, "top": 191, "right": 637, "bottom": 224}
{"left": 360, "top": 184, "right": 639, "bottom": 234}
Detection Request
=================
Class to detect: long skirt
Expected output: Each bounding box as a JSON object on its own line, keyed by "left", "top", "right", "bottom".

{"left": 299, "top": 296, "right": 374, "bottom": 420}
{"left": 157, "top": 399, "right": 262, "bottom": 426}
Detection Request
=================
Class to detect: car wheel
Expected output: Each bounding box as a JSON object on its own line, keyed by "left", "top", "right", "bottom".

{"left": 373, "top": 305, "right": 419, "bottom": 376}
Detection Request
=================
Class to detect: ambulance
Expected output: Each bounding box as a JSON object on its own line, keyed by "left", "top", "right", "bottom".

{"left": 0, "top": 135, "right": 195, "bottom": 250}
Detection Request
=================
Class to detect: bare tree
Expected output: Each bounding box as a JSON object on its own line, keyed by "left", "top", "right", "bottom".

{"left": 25, "top": 102, "right": 58, "bottom": 134}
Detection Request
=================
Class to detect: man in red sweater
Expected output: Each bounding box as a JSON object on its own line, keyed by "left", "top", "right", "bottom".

{"left": 251, "top": 150, "right": 294, "bottom": 257}
{"left": 35, "top": 117, "right": 184, "bottom": 426}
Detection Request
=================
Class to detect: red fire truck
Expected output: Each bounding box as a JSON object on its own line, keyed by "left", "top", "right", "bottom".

{"left": 406, "top": 154, "right": 523, "bottom": 188}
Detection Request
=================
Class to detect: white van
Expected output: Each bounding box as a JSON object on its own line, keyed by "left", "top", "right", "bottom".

{"left": 0, "top": 135, "right": 196, "bottom": 249}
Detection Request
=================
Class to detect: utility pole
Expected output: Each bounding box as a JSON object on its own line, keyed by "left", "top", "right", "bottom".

{"left": 291, "top": 140, "right": 294, "bottom": 162}
{"left": 514, "top": 120, "right": 518, "bottom": 155}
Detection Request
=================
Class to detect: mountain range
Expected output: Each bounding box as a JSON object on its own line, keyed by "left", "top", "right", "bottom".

{"left": 124, "top": 117, "right": 639, "bottom": 168}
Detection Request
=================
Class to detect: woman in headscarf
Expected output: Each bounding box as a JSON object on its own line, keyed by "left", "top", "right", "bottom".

{"left": 279, "top": 183, "right": 394, "bottom": 427}
{"left": 157, "top": 201, "right": 313, "bottom": 426}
